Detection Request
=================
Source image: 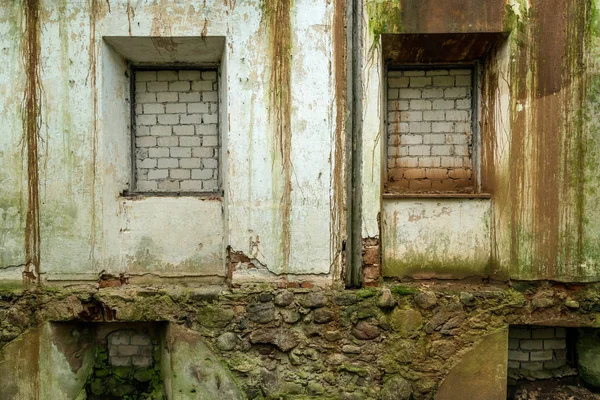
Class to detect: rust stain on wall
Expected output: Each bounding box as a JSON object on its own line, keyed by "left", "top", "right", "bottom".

{"left": 264, "top": 0, "right": 293, "bottom": 271}
{"left": 331, "top": 0, "right": 347, "bottom": 277}
{"left": 21, "top": 0, "right": 42, "bottom": 284}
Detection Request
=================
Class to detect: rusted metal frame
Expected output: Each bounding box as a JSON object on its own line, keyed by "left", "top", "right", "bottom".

{"left": 347, "top": 0, "right": 363, "bottom": 288}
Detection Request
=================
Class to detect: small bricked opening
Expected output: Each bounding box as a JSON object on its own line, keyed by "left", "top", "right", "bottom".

{"left": 133, "top": 69, "right": 219, "bottom": 193}
{"left": 507, "top": 325, "right": 577, "bottom": 384}
{"left": 85, "top": 322, "right": 166, "bottom": 399}
{"left": 386, "top": 68, "right": 475, "bottom": 193}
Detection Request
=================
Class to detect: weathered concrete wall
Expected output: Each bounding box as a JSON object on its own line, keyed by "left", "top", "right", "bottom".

{"left": 365, "top": 0, "right": 600, "bottom": 282}
{"left": 0, "top": 0, "right": 346, "bottom": 284}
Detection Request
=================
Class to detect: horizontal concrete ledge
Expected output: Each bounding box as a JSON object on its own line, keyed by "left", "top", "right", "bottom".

{"left": 383, "top": 192, "right": 492, "bottom": 199}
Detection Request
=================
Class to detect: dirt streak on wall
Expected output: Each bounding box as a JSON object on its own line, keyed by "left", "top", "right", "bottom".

{"left": 264, "top": 0, "right": 293, "bottom": 271}
{"left": 21, "top": 0, "right": 42, "bottom": 284}
{"left": 331, "top": 0, "right": 347, "bottom": 277}
{"left": 88, "top": 0, "right": 100, "bottom": 266}
{"left": 503, "top": 0, "right": 594, "bottom": 280}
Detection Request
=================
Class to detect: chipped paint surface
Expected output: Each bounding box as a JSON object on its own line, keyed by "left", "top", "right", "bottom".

{"left": 0, "top": 0, "right": 341, "bottom": 284}
{"left": 382, "top": 199, "right": 492, "bottom": 279}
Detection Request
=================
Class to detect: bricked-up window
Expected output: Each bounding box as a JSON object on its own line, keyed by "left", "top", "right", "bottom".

{"left": 133, "top": 69, "right": 219, "bottom": 193}
{"left": 387, "top": 68, "right": 475, "bottom": 193}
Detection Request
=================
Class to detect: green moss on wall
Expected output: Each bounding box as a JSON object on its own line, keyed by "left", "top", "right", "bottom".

{"left": 366, "top": 0, "right": 402, "bottom": 47}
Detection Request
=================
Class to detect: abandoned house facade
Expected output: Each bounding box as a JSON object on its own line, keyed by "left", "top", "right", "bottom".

{"left": 1, "top": 0, "right": 600, "bottom": 398}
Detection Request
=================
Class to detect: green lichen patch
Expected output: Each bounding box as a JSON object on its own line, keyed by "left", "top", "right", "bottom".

{"left": 366, "top": 0, "right": 402, "bottom": 47}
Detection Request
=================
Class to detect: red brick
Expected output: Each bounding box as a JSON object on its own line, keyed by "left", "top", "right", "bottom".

{"left": 363, "top": 265, "right": 380, "bottom": 281}
{"left": 363, "top": 246, "right": 380, "bottom": 265}
{"left": 301, "top": 281, "right": 313, "bottom": 289}
{"left": 388, "top": 168, "right": 404, "bottom": 181}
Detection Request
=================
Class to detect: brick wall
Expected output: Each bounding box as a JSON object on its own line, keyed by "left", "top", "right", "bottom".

{"left": 508, "top": 326, "right": 575, "bottom": 382}
{"left": 107, "top": 329, "right": 154, "bottom": 368}
{"left": 134, "top": 69, "right": 219, "bottom": 193}
{"left": 387, "top": 69, "right": 473, "bottom": 192}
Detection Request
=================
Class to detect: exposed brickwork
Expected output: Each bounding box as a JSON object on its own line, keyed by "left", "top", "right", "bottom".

{"left": 508, "top": 325, "right": 575, "bottom": 381}
{"left": 134, "top": 69, "right": 219, "bottom": 193}
{"left": 387, "top": 69, "right": 473, "bottom": 192}
{"left": 107, "top": 329, "right": 154, "bottom": 368}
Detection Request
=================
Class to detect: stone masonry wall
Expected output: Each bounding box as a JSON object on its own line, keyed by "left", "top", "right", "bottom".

{"left": 134, "top": 69, "right": 219, "bottom": 193}
{"left": 107, "top": 329, "right": 154, "bottom": 368}
{"left": 387, "top": 69, "right": 473, "bottom": 193}
{"left": 507, "top": 325, "right": 574, "bottom": 382}
{"left": 3, "top": 284, "right": 600, "bottom": 399}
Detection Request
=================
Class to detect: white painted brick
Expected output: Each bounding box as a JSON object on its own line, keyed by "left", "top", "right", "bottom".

{"left": 202, "top": 71, "right": 217, "bottom": 80}
{"left": 203, "top": 180, "right": 218, "bottom": 190}
{"left": 456, "top": 99, "right": 471, "bottom": 109}
{"left": 135, "top": 104, "right": 143, "bottom": 114}
{"left": 397, "top": 157, "right": 419, "bottom": 167}
{"left": 454, "top": 145, "right": 470, "bottom": 156}
{"left": 136, "top": 148, "right": 149, "bottom": 160}
{"left": 179, "top": 92, "right": 201, "bottom": 102}
{"left": 203, "top": 158, "right": 218, "bottom": 168}
{"left": 423, "top": 134, "right": 446, "bottom": 145}
{"left": 180, "top": 114, "right": 202, "bottom": 124}
{"left": 179, "top": 70, "right": 201, "bottom": 80}
{"left": 432, "top": 122, "right": 454, "bottom": 133}
{"left": 421, "top": 88, "right": 444, "bottom": 98}
{"left": 180, "top": 180, "right": 203, "bottom": 191}
{"left": 400, "top": 135, "right": 422, "bottom": 145}
{"left": 180, "top": 158, "right": 201, "bottom": 168}
{"left": 409, "top": 122, "right": 431, "bottom": 133}
{"left": 148, "top": 147, "right": 170, "bottom": 158}
{"left": 388, "top": 89, "right": 399, "bottom": 100}
{"left": 137, "top": 115, "right": 157, "bottom": 125}
{"left": 433, "top": 76, "right": 454, "bottom": 87}
{"left": 173, "top": 125, "right": 195, "bottom": 136}
{"left": 192, "top": 81, "right": 214, "bottom": 91}
{"left": 203, "top": 113, "right": 218, "bottom": 124}
{"left": 455, "top": 75, "right": 472, "bottom": 86}
{"left": 389, "top": 77, "right": 409, "bottom": 88}
{"left": 431, "top": 145, "right": 453, "bottom": 156}
{"left": 170, "top": 169, "right": 191, "bottom": 179}
{"left": 137, "top": 169, "right": 148, "bottom": 180}
{"left": 192, "top": 169, "right": 213, "bottom": 179}
{"left": 157, "top": 114, "right": 179, "bottom": 125}
{"left": 455, "top": 122, "right": 471, "bottom": 133}
{"left": 426, "top": 69, "right": 448, "bottom": 76}
{"left": 136, "top": 71, "right": 157, "bottom": 82}
{"left": 410, "top": 100, "right": 432, "bottom": 110}
{"left": 400, "top": 111, "right": 422, "bottom": 122}
{"left": 404, "top": 70, "right": 425, "bottom": 76}
{"left": 157, "top": 70, "right": 178, "bottom": 81}
{"left": 423, "top": 111, "right": 445, "bottom": 121}
{"left": 170, "top": 147, "right": 191, "bottom": 158}
{"left": 446, "top": 110, "right": 470, "bottom": 121}
{"left": 388, "top": 70, "right": 403, "bottom": 78}
{"left": 148, "top": 169, "right": 169, "bottom": 180}
{"left": 158, "top": 158, "right": 178, "bottom": 168}
{"left": 203, "top": 91, "right": 218, "bottom": 102}
{"left": 158, "top": 180, "right": 180, "bottom": 191}
{"left": 147, "top": 81, "right": 168, "bottom": 92}
{"left": 193, "top": 147, "right": 213, "bottom": 158}
{"left": 409, "top": 77, "right": 431, "bottom": 87}
{"left": 157, "top": 137, "right": 179, "bottom": 147}
{"left": 166, "top": 103, "right": 187, "bottom": 114}
{"left": 157, "top": 92, "right": 178, "bottom": 102}
{"left": 136, "top": 92, "right": 156, "bottom": 103}
{"left": 388, "top": 146, "right": 400, "bottom": 157}
{"left": 388, "top": 100, "right": 409, "bottom": 111}
{"left": 432, "top": 99, "right": 455, "bottom": 110}
{"left": 418, "top": 157, "right": 441, "bottom": 167}
{"left": 136, "top": 136, "right": 156, "bottom": 147}
{"left": 408, "top": 145, "right": 430, "bottom": 156}
{"left": 179, "top": 136, "right": 202, "bottom": 147}
{"left": 440, "top": 157, "right": 465, "bottom": 167}
{"left": 136, "top": 180, "right": 157, "bottom": 191}
{"left": 197, "top": 124, "right": 218, "bottom": 136}
{"left": 150, "top": 125, "right": 172, "bottom": 136}
{"left": 188, "top": 103, "right": 209, "bottom": 113}
{"left": 203, "top": 136, "right": 219, "bottom": 147}
{"left": 138, "top": 158, "right": 157, "bottom": 168}
{"left": 399, "top": 89, "right": 421, "bottom": 99}
{"left": 445, "top": 87, "right": 468, "bottom": 98}
{"left": 446, "top": 134, "right": 468, "bottom": 144}
{"left": 169, "top": 81, "right": 191, "bottom": 91}
{"left": 136, "top": 126, "right": 150, "bottom": 136}
{"left": 143, "top": 103, "right": 164, "bottom": 114}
